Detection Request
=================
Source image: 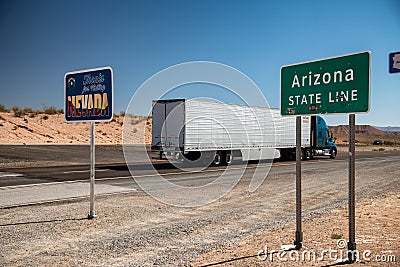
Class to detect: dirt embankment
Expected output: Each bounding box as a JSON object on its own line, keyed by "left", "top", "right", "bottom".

{"left": 0, "top": 112, "right": 152, "bottom": 144}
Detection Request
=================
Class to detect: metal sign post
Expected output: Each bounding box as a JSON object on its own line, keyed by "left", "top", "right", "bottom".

{"left": 88, "top": 122, "right": 96, "bottom": 219}
{"left": 64, "top": 67, "right": 113, "bottom": 220}
{"left": 295, "top": 116, "right": 303, "bottom": 249}
{"left": 347, "top": 114, "right": 356, "bottom": 262}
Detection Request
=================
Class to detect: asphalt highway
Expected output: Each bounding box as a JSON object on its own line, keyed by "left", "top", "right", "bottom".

{"left": 0, "top": 146, "right": 398, "bottom": 188}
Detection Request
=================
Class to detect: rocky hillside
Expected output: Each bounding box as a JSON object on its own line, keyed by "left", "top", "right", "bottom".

{"left": 330, "top": 125, "right": 400, "bottom": 145}
{"left": 0, "top": 112, "right": 151, "bottom": 144}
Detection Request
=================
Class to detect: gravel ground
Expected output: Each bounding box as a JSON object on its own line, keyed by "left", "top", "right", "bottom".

{"left": 0, "top": 154, "right": 399, "bottom": 266}
{"left": 196, "top": 193, "right": 400, "bottom": 266}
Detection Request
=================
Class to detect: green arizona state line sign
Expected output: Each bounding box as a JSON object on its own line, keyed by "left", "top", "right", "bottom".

{"left": 281, "top": 51, "right": 370, "bottom": 116}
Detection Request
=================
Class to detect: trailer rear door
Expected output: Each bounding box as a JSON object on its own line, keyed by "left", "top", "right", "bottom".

{"left": 152, "top": 99, "right": 185, "bottom": 151}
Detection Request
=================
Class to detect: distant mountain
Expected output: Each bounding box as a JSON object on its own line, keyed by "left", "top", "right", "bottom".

{"left": 329, "top": 125, "right": 400, "bottom": 144}
{"left": 374, "top": 126, "right": 400, "bottom": 132}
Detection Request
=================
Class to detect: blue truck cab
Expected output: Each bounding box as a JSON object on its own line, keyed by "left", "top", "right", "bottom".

{"left": 313, "top": 116, "right": 337, "bottom": 159}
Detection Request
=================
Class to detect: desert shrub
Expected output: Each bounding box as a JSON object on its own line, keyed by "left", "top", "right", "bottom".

{"left": 14, "top": 111, "right": 24, "bottom": 117}
{"left": 384, "top": 140, "right": 397, "bottom": 146}
{"left": 42, "top": 115, "right": 49, "bottom": 120}
{"left": 43, "top": 105, "right": 58, "bottom": 115}
{"left": 12, "top": 106, "right": 24, "bottom": 117}
{"left": 23, "top": 106, "right": 33, "bottom": 114}
{"left": 0, "top": 104, "right": 8, "bottom": 112}
{"left": 119, "top": 111, "right": 126, "bottom": 117}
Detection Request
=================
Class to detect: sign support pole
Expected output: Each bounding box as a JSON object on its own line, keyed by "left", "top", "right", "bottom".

{"left": 65, "top": 67, "right": 113, "bottom": 220}
{"left": 295, "top": 116, "right": 303, "bottom": 249}
{"left": 88, "top": 121, "right": 97, "bottom": 219}
{"left": 347, "top": 114, "right": 356, "bottom": 261}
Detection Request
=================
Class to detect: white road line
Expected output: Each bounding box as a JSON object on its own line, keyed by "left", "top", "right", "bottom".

{"left": 0, "top": 172, "right": 24, "bottom": 178}
{"left": 0, "top": 177, "right": 134, "bottom": 190}
{"left": 63, "top": 169, "right": 111, "bottom": 174}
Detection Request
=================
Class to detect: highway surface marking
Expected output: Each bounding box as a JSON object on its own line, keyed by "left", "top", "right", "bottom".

{"left": 63, "top": 169, "right": 111, "bottom": 174}
{"left": 0, "top": 172, "right": 23, "bottom": 178}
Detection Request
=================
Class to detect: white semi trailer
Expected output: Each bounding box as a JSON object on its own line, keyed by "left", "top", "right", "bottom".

{"left": 151, "top": 99, "right": 337, "bottom": 166}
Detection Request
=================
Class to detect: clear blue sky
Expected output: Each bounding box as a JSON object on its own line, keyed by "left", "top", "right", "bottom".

{"left": 0, "top": 0, "right": 399, "bottom": 126}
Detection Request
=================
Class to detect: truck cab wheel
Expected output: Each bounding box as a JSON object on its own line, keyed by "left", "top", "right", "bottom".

{"left": 330, "top": 147, "right": 337, "bottom": 159}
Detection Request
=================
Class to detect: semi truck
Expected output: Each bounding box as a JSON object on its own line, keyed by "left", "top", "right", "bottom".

{"left": 151, "top": 99, "right": 337, "bottom": 166}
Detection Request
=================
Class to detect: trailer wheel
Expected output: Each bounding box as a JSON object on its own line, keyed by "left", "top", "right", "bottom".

{"left": 330, "top": 147, "right": 337, "bottom": 159}
{"left": 304, "top": 148, "right": 312, "bottom": 160}
{"left": 224, "top": 151, "right": 233, "bottom": 165}
{"left": 212, "top": 151, "right": 222, "bottom": 166}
